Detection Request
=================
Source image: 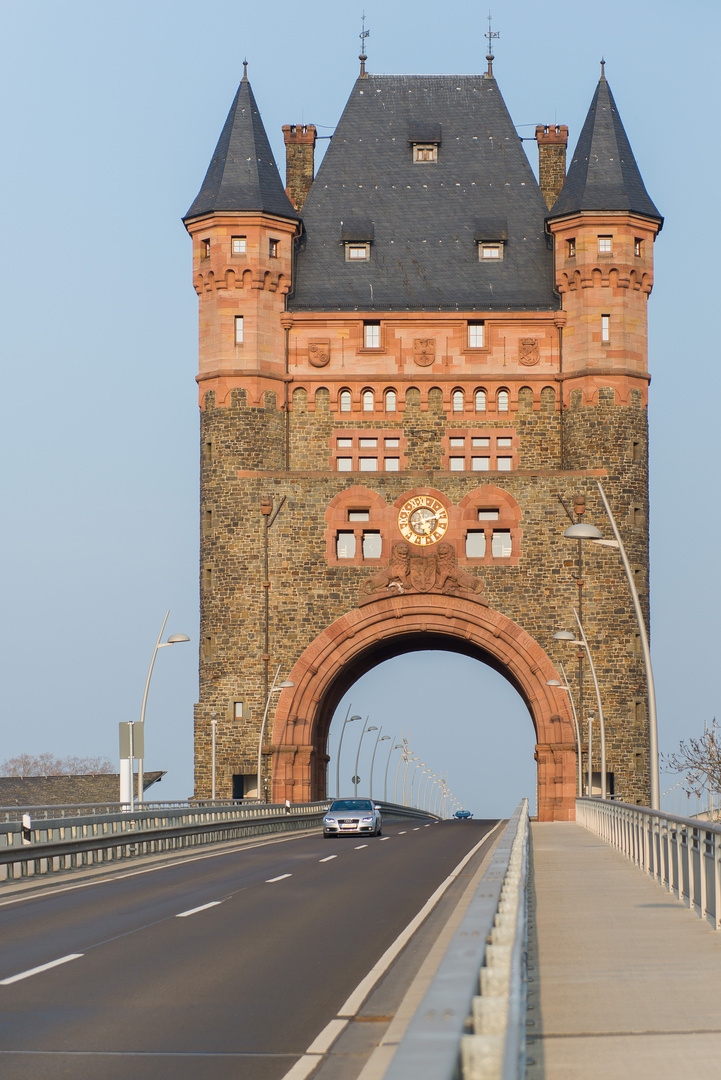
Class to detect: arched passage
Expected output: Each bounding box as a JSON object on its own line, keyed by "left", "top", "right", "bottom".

{"left": 271, "top": 595, "right": 577, "bottom": 821}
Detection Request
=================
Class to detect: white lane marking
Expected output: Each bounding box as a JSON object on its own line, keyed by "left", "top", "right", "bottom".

{"left": 398, "top": 830, "right": 406, "bottom": 834}
{"left": 280, "top": 1055, "right": 322, "bottom": 1080}
{"left": 319, "top": 855, "right": 337, "bottom": 863}
{"left": 306, "top": 1017, "right": 349, "bottom": 1054}
{"left": 424, "top": 823, "right": 431, "bottom": 827}
{"left": 413, "top": 828, "right": 420, "bottom": 831}
{"left": 337, "top": 821, "right": 505, "bottom": 1017}
{"left": 0, "top": 953, "right": 84, "bottom": 986}
{"left": 176, "top": 901, "right": 222, "bottom": 918}
{"left": 379, "top": 836, "right": 390, "bottom": 841}
{"left": 355, "top": 844, "right": 368, "bottom": 849}
{"left": 266, "top": 874, "right": 292, "bottom": 883}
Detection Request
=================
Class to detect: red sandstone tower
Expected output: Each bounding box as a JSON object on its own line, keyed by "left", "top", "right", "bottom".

{"left": 184, "top": 60, "right": 660, "bottom": 820}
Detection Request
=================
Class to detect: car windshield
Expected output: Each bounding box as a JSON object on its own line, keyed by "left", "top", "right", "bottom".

{"left": 329, "top": 800, "right": 374, "bottom": 812}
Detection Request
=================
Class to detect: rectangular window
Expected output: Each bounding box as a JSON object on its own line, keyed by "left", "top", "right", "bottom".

{"left": 348, "top": 510, "right": 370, "bottom": 522}
{"left": 472, "top": 436, "right": 490, "bottom": 448}
{"left": 598, "top": 235, "right": 612, "bottom": 253}
{"left": 472, "top": 457, "right": 490, "bottom": 471}
{"left": 202, "top": 635, "right": 213, "bottom": 660}
{"left": 634, "top": 238, "right": 643, "bottom": 257}
{"left": 336, "top": 532, "right": 356, "bottom": 559}
{"left": 413, "top": 144, "right": 438, "bottom": 162}
{"left": 233, "top": 701, "right": 244, "bottom": 720}
{"left": 362, "top": 532, "right": 382, "bottom": 559}
{"left": 465, "top": 531, "right": 486, "bottom": 558}
{"left": 567, "top": 238, "right": 576, "bottom": 257}
{"left": 202, "top": 509, "right": 214, "bottom": 537}
{"left": 201, "top": 239, "right": 210, "bottom": 259}
{"left": 450, "top": 437, "right": 465, "bottom": 448}
{"left": 337, "top": 437, "right": 353, "bottom": 448}
{"left": 496, "top": 437, "right": 512, "bottom": 447}
{"left": 363, "top": 322, "right": 381, "bottom": 348}
{"left": 384, "top": 437, "right": 400, "bottom": 448}
{"left": 449, "top": 457, "right": 465, "bottom": 472}
{"left": 384, "top": 457, "right": 400, "bottom": 471}
{"left": 359, "top": 438, "right": 377, "bottom": 448}
{"left": 337, "top": 457, "right": 353, "bottom": 472}
{"left": 359, "top": 457, "right": 378, "bottom": 471}
{"left": 478, "top": 509, "right": 499, "bottom": 521}
{"left": 235, "top": 316, "right": 244, "bottom": 345}
{"left": 601, "top": 314, "right": 611, "bottom": 343}
{"left": 231, "top": 236, "right": 246, "bottom": 254}
{"left": 468, "top": 322, "right": 484, "bottom": 348}
{"left": 492, "top": 530, "right": 512, "bottom": 558}
{"left": 346, "top": 244, "right": 370, "bottom": 261}
{"left": 497, "top": 457, "right": 512, "bottom": 471}
{"left": 203, "top": 567, "right": 213, "bottom": 590}
{"left": 269, "top": 239, "right": 279, "bottom": 258}
{"left": 479, "top": 243, "right": 502, "bottom": 260}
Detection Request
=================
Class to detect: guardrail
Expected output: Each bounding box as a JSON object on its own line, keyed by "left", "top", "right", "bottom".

{"left": 0, "top": 800, "right": 437, "bottom": 883}
{"left": 576, "top": 797, "right": 721, "bottom": 930}
{"left": 383, "top": 801, "right": 529, "bottom": 1080}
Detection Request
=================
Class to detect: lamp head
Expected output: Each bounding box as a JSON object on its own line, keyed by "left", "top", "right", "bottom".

{"left": 546, "top": 679, "right": 562, "bottom": 686}
{"left": 167, "top": 634, "right": 190, "bottom": 644}
{"left": 563, "top": 523, "right": 603, "bottom": 541}
{"left": 553, "top": 631, "right": 575, "bottom": 642}
{"left": 367, "top": 726, "right": 378, "bottom": 732}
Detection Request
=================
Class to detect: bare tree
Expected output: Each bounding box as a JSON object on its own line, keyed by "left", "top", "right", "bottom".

{"left": 1, "top": 753, "right": 114, "bottom": 777}
{"left": 664, "top": 721, "right": 721, "bottom": 799}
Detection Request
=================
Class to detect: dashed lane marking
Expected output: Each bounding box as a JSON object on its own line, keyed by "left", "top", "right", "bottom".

{"left": 319, "top": 856, "right": 337, "bottom": 863}
{"left": 1, "top": 954, "right": 84, "bottom": 986}
{"left": 379, "top": 837, "right": 390, "bottom": 841}
{"left": 266, "top": 874, "right": 292, "bottom": 883}
{"left": 355, "top": 845, "right": 368, "bottom": 849}
{"left": 176, "top": 901, "right": 222, "bottom": 918}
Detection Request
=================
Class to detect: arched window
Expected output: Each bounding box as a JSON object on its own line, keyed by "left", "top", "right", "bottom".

{"left": 452, "top": 389, "right": 464, "bottom": 413}
{"left": 498, "top": 389, "right": 509, "bottom": 412}
{"left": 340, "top": 389, "right": 352, "bottom": 413}
{"left": 385, "top": 389, "right": 397, "bottom": 412}
{"left": 475, "top": 388, "right": 486, "bottom": 412}
{"left": 362, "top": 389, "right": 374, "bottom": 412}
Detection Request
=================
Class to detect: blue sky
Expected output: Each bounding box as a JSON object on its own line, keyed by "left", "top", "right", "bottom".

{"left": 1, "top": 1, "right": 718, "bottom": 815}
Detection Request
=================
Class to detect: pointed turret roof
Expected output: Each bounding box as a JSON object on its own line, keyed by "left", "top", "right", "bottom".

{"left": 184, "top": 70, "right": 298, "bottom": 222}
{"left": 548, "top": 74, "right": 661, "bottom": 224}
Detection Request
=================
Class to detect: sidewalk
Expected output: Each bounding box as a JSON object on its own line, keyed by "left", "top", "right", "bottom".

{"left": 527, "top": 822, "right": 721, "bottom": 1080}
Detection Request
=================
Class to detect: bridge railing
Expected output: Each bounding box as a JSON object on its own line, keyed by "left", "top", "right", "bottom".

{"left": 384, "top": 801, "right": 529, "bottom": 1080}
{"left": 0, "top": 799, "right": 436, "bottom": 883}
{"left": 576, "top": 797, "right": 721, "bottom": 929}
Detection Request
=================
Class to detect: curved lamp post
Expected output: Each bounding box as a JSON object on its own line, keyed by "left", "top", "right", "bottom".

{"left": 547, "top": 661, "right": 583, "bottom": 796}
{"left": 394, "top": 743, "right": 410, "bottom": 804}
{"left": 336, "top": 709, "right": 361, "bottom": 797}
{"left": 403, "top": 754, "right": 418, "bottom": 805}
{"left": 136, "top": 611, "right": 190, "bottom": 806}
{"left": 353, "top": 721, "right": 376, "bottom": 796}
{"left": 257, "top": 664, "right": 294, "bottom": 803}
{"left": 369, "top": 731, "right": 389, "bottom": 800}
{"left": 554, "top": 617, "right": 606, "bottom": 799}
{"left": 564, "top": 479, "right": 659, "bottom": 810}
{"left": 384, "top": 741, "right": 403, "bottom": 802}
{"left": 410, "top": 762, "right": 426, "bottom": 808}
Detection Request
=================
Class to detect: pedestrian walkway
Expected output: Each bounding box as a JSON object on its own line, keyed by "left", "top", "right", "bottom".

{"left": 527, "top": 822, "right": 721, "bottom": 1080}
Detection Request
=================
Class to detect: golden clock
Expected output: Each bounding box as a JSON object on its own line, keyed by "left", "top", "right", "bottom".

{"left": 398, "top": 495, "right": 449, "bottom": 546}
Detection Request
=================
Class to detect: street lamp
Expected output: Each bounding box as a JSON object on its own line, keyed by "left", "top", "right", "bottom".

{"left": 394, "top": 743, "right": 410, "bottom": 804}
{"left": 419, "top": 769, "right": 432, "bottom": 809}
{"left": 403, "top": 754, "right": 418, "bottom": 805}
{"left": 369, "top": 731, "right": 390, "bottom": 800}
{"left": 563, "top": 479, "right": 659, "bottom": 810}
{"left": 547, "top": 662, "right": 583, "bottom": 796}
{"left": 256, "top": 664, "right": 294, "bottom": 803}
{"left": 135, "top": 611, "right": 190, "bottom": 806}
{"left": 353, "top": 721, "right": 377, "bottom": 796}
{"left": 336, "top": 709, "right": 361, "bottom": 798}
{"left": 410, "top": 761, "right": 426, "bottom": 807}
{"left": 384, "top": 741, "right": 403, "bottom": 802}
{"left": 554, "top": 613, "right": 606, "bottom": 799}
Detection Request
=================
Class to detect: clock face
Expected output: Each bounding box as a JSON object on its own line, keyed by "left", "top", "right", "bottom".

{"left": 398, "top": 495, "right": 449, "bottom": 546}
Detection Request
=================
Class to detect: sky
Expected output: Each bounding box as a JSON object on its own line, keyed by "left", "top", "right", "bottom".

{"left": 1, "top": 0, "right": 718, "bottom": 817}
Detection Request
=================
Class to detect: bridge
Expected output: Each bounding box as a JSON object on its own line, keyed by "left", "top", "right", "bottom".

{"left": 1, "top": 797, "right": 719, "bottom": 1079}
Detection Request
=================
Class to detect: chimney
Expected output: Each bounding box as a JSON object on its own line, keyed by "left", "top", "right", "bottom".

{"left": 535, "top": 124, "right": 568, "bottom": 211}
{"left": 282, "top": 124, "right": 317, "bottom": 212}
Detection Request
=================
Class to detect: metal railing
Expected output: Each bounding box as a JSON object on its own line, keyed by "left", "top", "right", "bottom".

{"left": 576, "top": 797, "right": 721, "bottom": 929}
{"left": 0, "top": 800, "right": 436, "bottom": 883}
{"left": 383, "top": 801, "right": 529, "bottom": 1080}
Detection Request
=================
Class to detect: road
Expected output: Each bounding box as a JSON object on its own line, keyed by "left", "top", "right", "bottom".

{"left": 0, "top": 818, "right": 498, "bottom": 1080}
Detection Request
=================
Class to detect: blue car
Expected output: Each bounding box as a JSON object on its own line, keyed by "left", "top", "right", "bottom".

{"left": 454, "top": 809, "right": 473, "bottom": 819}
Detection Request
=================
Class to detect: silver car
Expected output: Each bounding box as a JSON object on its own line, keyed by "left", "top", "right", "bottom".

{"left": 323, "top": 798, "right": 382, "bottom": 838}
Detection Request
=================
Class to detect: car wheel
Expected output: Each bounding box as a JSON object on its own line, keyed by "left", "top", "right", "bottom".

{"left": 323, "top": 832, "right": 333, "bottom": 839}
{"left": 376, "top": 826, "right": 382, "bottom": 837}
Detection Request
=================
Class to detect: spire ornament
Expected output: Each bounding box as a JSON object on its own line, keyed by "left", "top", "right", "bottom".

{"left": 485, "top": 12, "right": 500, "bottom": 78}
{"left": 242, "top": 58, "right": 248, "bottom": 81}
{"left": 600, "top": 57, "right": 606, "bottom": 80}
{"left": 359, "top": 12, "right": 370, "bottom": 78}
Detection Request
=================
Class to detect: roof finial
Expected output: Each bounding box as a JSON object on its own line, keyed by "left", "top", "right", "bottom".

{"left": 485, "top": 11, "right": 500, "bottom": 78}
{"left": 242, "top": 58, "right": 248, "bottom": 82}
{"left": 600, "top": 57, "right": 606, "bottom": 80}
{"left": 359, "top": 11, "right": 370, "bottom": 78}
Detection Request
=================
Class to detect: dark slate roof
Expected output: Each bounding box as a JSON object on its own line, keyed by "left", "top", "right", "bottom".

{"left": 0, "top": 773, "right": 165, "bottom": 808}
{"left": 289, "top": 75, "right": 558, "bottom": 312}
{"left": 185, "top": 75, "right": 299, "bottom": 223}
{"left": 548, "top": 76, "right": 661, "bottom": 223}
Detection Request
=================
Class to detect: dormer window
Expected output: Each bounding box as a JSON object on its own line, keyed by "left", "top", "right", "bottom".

{"left": 341, "top": 219, "right": 374, "bottom": 263}
{"left": 479, "top": 243, "right": 503, "bottom": 260}
{"left": 474, "top": 218, "right": 507, "bottom": 263}
{"left": 346, "top": 243, "right": 370, "bottom": 261}
{"left": 413, "top": 143, "right": 438, "bottom": 163}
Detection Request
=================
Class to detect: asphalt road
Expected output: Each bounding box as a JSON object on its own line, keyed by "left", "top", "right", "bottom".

{"left": 0, "top": 818, "right": 498, "bottom": 1080}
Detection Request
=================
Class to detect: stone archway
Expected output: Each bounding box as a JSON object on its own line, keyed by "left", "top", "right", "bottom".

{"left": 271, "top": 594, "right": 577, "bottom": 821}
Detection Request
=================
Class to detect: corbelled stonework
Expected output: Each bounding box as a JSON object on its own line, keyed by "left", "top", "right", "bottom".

{"left": 185, "top": 64, "right": 660, "bottom": 820}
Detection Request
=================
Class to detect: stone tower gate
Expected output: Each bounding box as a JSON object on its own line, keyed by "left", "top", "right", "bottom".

{"left": 184, "top": 60, "right": 661, "bottom": 821}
